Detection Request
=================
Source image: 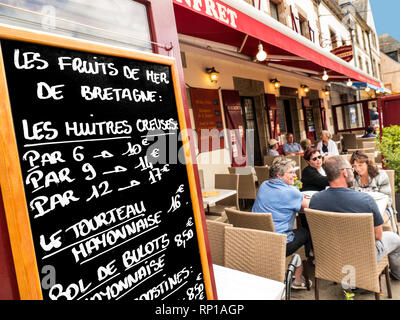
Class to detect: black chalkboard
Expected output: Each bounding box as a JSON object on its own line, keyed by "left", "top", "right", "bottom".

{"left": 0, "top": 38, "right": 208, "bottom": 300}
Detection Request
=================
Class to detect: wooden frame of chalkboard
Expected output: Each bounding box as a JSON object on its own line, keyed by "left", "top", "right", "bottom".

{"left": 0, "top": 24, "right": 215, "bottom": 300}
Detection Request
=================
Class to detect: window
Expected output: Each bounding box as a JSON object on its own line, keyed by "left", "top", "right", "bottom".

{"left": 363, "top": 31, "right": 368, "bottom": 50}
{"left": 387, "top": 51, "right": 399, "bottom": 62}
{"left": 0, "top": 0, "right": 152, "bottom": 52}
{"left": 298, "top": 14, "right": 310, "bottom": 40}
{"left": 269, "top": 1, "right": 279, "bottom": 21}
{"left": 372, "top": 58, "right": 377, "bottom": 78}
{"left": 366, "top": 61, "right": 370, "bottom": 75}
{"left": 330, "top": 29, "right": 338, "bottom": 49}
{"left": 371, "top": 32, "right": 377, "bottom": 49}
{"left": 358, "top": 56, "right": 364, "bottom": 70}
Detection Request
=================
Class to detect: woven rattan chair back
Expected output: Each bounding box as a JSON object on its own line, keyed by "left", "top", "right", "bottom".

{"left": 305, "top": 208, "right": 389, "bottom": 294}
{"left": 357, "top": 137, "right": 376, "bottom": 148}
{"left": 214, "top": 174, "right": 239, "bottom": 208}
{"left": 206, "top": 220, "right": 232, "bottom": 266}
{"left": 362, "top": 141, "right": 376, "bottom": 150}
{"left": 238, "top": 174, "right": 257, "bottom": 200}
{"left": 224, "top": 226, "right": 287, "bottom": 282}
{"left": 254, "top": 166, "right": 270, "bottom": 186}
{"left": 342, "top": 133, "right": 358, "bottom": 150}
{"left": 264, "top": 155, "right": 278, "bottom": 167}
{"left": 225, "top": 208, "right": 275, "bottom": 232}
{"left": 384, "top": 169, "right": 396, "bottom": 211}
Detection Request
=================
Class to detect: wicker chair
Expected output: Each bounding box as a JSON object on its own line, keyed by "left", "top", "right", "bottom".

{"left": 347, "top": 147, "right": 376, "bottom": 154}
{"left": 208, "top": 174, "right": 239, "bottom": 218}
{"left": 254, "top": 166, "right": 270, "bottom": 186}
{"left": 206, "top": 220, "right": 232, "bottom": 266}
{"left": 383, "top": 169, "right": 398, "bottom": 234}
{"left": 342, "top": 133, "right": 358, "bottom": 151}
{"left": 305, "top": 208, "right": 392, "bottom": 300}
{"left": 357, "top": 137, "right": 376, "bottom": 148}
{"left": 238, "top": 174, "right": 257, "bottom": 211}
{"left": 362, "top": 141, "right": 377, "bottom": 150}
{"left": 225, "top": 207, "right": 275, "bottom": 232}
{"left": 224, "top": 226, "right": 287, "bottom": 283}
{"left": 264, "top": 155, "right": 278, "bottom": 167}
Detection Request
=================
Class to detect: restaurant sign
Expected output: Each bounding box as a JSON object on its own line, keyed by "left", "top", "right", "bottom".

{"left": 173, "top": 0, "right": 239, "bottom": 29}
{"left": 330, "top": 45, "right": 353, "bottom": 63}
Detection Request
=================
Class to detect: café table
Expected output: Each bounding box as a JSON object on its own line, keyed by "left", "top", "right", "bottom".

{"left": 301, "top": 190, "right": 391, "bottom": 224}
{"left": 363, "top": 191, "right": 397, "bottom": 233}
{"left": 202, "top": 189, "right": 237, "bottom": 214}
{"left": 212, "top": 264, "right": 285, "bottom": 300}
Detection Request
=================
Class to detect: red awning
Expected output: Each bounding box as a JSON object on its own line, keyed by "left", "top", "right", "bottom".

{"left": 173, "top": 0, "right": 381, "bottom": 87}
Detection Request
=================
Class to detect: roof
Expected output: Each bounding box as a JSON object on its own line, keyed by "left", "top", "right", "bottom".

{"left": 379, "top": 34, "right": 400, "bottom": 54}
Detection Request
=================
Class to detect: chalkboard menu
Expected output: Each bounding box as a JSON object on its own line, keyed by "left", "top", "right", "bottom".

{"left": 0, "top": 27, "right": 213, "bottom": 300}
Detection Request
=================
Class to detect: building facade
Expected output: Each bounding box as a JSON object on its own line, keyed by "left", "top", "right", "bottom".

{"left": 173, "top": 0, "right": 382, "bottom": 187}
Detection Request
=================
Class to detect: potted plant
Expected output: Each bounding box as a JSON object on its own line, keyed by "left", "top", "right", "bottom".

{"left": 377, "top": 125, "right": 400, "bottom": 209}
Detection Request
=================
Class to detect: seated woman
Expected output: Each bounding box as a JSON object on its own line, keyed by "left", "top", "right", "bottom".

{"left": 252, "top": 156, "right": 312, "bottom": 289}
{"left": 301, "top": 148, "right": 329, "bottom": 192}
{"left": 316, "top": 130, "right": 339, "bottom": 157}
{"left": 266, "top": 138, "right": 279, "bottom": 156}
{"left": 350, "top": 150, "right": 395, "bottom": 224}
{"left": 300, "top": 138, "right": 311, "bottom": 154}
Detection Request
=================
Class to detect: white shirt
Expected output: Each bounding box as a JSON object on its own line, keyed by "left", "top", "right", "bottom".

{"left": 316, "top": 139, "right": 339, "bottom": 157}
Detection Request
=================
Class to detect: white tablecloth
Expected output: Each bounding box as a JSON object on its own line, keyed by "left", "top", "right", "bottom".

{"left": 212, "top": 264, "right": 285, "bottom": 300}
{"left": 202, "top": 189, "right": 237, "bottom": 207}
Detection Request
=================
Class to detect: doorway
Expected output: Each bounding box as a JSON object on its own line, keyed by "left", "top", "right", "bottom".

{"left": 241, "top": 96, "right": 262, "bottom": 165}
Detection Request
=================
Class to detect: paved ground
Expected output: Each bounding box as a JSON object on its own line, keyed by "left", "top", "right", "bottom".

{"left": 290, "top": 263, "right": 400, "bottom": 300}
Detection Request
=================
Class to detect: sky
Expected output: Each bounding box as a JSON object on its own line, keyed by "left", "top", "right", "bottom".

{"left": 369, "top": 0, "right": 400, "bottom": 41}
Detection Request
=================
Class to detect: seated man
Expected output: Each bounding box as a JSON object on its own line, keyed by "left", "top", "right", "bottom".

{"left": 309, "top": 156, "right": 400, "bottom": 280}
{"left": 283, "top": 133, "right": 303, "bottom": 155}
{"left": 362, "top": 126, "right": 377, "bottom": 138}
{"left": 252, "top": 156, "right": 312, "bottom": 289}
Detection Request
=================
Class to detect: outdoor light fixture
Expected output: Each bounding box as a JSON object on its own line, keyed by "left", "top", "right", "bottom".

{"left": 205, "top": 67, "right": 219, "bottom": 83}
{"left": 300, "top": 84, "right": 310, "bottom": 93}
{"left": 346, "top": 79, "right": 353, "bottom": 86}
{"left": 256, "top": 43, "right": 267, "bottom": 62}
{"left": 322, "top": 87, "right": 330, "bottom": 96}
{"left": 322, "top": 70, "right": 329, "bottom": 81}
{"left": 270, "top": 78, "right": 281, "bottom": 88}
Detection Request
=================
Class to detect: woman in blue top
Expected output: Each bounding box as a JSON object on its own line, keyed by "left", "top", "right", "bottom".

{"left": 252, "top": 156, "right": 312, "bottom": 289}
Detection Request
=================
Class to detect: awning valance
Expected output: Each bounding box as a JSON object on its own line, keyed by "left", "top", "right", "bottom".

{"left": 173, "top": 0, "right": 381, "bottom": 87}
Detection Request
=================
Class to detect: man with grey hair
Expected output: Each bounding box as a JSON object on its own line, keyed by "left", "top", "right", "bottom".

{"left": 252, "top": 156, "right": 311, "bottom": 289}
{"left": 310, "top": 156, "right": 400, "bottom": 280}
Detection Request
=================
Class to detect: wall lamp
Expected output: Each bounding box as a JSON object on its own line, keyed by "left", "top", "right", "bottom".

{"left": 205, "top": 67, "right": 219, "bottom": 83}
{"left": 300, "top": 84, "right": 310, "bottom": 93}
{"left": 322, "top": 87, "right": 330, "bottom": 96}
{"left": 270, "top": 78, "right": 281, "bottom": 88}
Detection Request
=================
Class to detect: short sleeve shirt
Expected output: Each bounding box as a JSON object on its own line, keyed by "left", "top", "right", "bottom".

{"left": 267, "top": 149, "right": 279, "bottom": 156}
{"left": 252, "top": 178, "right": 304, "bottom": 242}
{"left": 283, "top": 142, "right": 302, "bottom": 153}
{"left": 309, "top": 187, "right": 383, "bottom": 226}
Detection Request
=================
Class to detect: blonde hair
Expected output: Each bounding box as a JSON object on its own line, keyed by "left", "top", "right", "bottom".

{"left": 321, "top": 130, "right": 332, "bottom": 140}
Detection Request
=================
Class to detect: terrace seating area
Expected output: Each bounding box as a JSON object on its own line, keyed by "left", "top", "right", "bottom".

{"left": 200, "top": 133, "right": 400, "bottom": 300}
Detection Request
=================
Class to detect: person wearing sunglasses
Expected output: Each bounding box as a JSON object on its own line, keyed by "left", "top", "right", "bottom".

{"left": 300, "top": 148, "right": 329, "bottom": 192}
